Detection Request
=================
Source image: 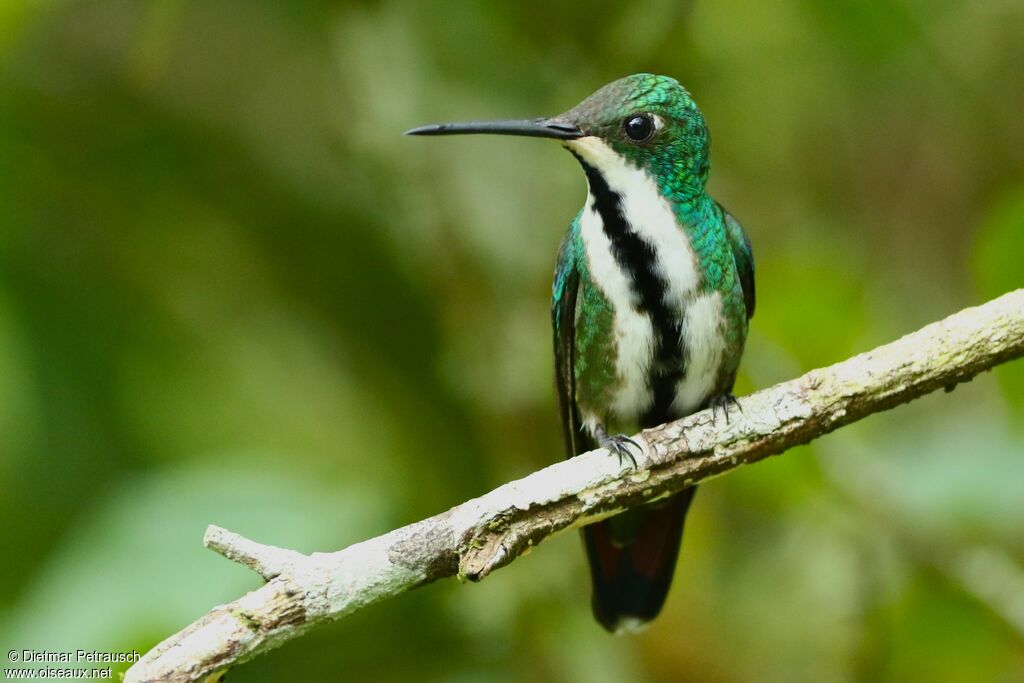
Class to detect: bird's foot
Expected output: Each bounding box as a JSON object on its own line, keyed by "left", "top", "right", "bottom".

{"left": 595, "top": 427, "right": 642, "bottom": 469}
{"left": 708, "top": 393, "right": 742, "bottom": 426}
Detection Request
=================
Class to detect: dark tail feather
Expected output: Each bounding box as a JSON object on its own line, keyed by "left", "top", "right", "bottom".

{"left": 583, "top": 488, "right": 696, "bottom": 633}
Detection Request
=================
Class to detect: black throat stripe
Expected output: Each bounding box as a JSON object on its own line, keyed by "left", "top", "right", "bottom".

{"left": 574, "top": 155, "right": 686, "bottom": 427}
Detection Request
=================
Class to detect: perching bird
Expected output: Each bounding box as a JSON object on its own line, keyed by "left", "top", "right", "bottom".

{"left": 407, "top": 74, "right": 754, "bottom": 633}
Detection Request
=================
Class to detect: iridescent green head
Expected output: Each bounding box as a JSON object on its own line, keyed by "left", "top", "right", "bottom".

{"left": 406, "top": 73, "right": 711, "bottom": 196}
{"left": 558, "top": 74, "right": 710, "bottom": 190}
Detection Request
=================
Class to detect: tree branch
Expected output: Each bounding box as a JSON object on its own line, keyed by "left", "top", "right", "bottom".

{"left": 125, "top": 289, "right": 1024, "bottom": 683}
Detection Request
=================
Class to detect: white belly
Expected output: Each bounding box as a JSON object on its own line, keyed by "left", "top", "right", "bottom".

{"left": 672, "top": 291, "right": 724, "bottom": 414}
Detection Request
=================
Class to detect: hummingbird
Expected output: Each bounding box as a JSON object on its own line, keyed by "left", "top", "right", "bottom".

{"left": 407, "top": 74, "right": 755, "bottom": 633}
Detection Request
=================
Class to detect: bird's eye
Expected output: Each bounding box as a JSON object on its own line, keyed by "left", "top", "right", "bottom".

{"left": 622, "top": 114, "right": 656, "bottom": 142}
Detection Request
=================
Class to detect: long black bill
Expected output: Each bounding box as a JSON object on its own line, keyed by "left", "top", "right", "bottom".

{"left": 404, "top": 118, "right": 583, "bottom": 140}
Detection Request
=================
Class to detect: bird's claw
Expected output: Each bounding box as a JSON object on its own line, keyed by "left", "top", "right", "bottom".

{"left": 599, "top": 433, "right": 642, "bottom": 469}
{"left": 709, "top": 393, "right": 742, "bottom": 425}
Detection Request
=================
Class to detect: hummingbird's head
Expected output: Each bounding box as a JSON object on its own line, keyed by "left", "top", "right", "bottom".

{"left": 559, "top": 74, "right": 710, "bottom": 192}
{"left": 406, "top": 73, "right": 711, "bottom": 195}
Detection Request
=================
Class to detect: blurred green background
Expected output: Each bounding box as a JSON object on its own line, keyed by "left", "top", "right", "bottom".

{"left": 1, "top": 1, "right": 1023, "bottom": 681}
